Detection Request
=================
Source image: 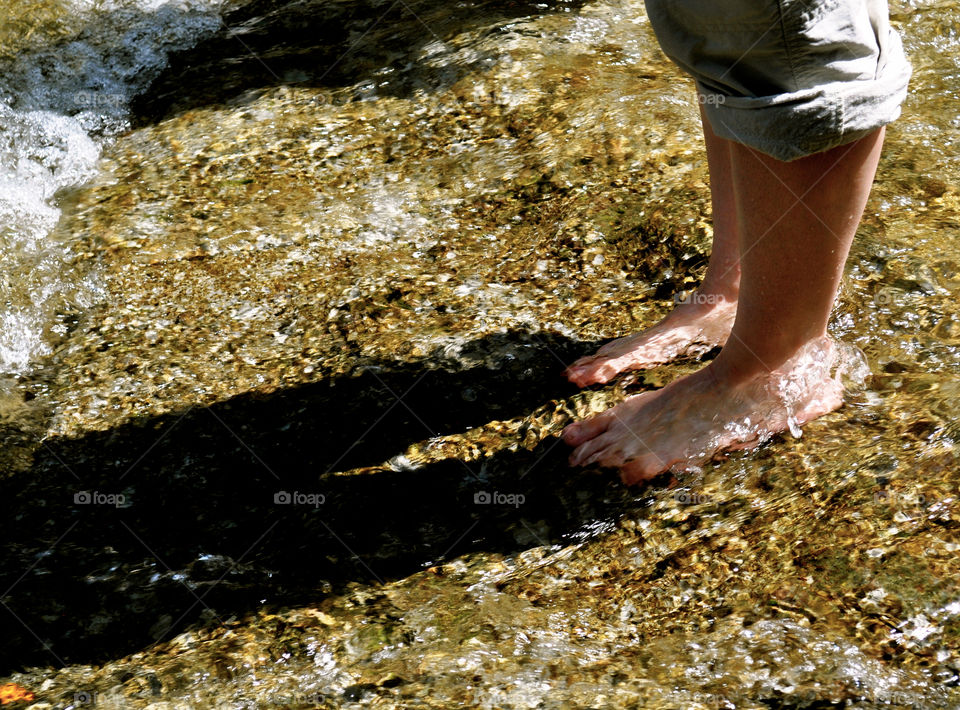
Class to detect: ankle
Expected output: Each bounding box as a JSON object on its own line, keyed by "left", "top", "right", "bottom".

{"left": 697, "top": 280, "right": 739, "bottom": 304}
{"left": 674, "top": 287, "right": 738, "bottom": 312}
{"left": 710, "top": 332, "right": 833, "bottom": 386}
{"left": 704, "top": 354, "right": 768, "bottom": 388}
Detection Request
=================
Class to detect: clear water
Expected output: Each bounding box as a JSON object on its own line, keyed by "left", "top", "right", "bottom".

{"left": 0, "top": 0, "right": 225, "bottom": 376}
{"left": 2, "top": 0, "right": 960, "bottom": 707}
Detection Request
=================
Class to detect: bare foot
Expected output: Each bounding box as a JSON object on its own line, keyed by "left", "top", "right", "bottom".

{"left": 565, "top": 292, "right": 738, "bottom": 387}
{"left": 563, "top": 337, "right": 846, "bottom": 485}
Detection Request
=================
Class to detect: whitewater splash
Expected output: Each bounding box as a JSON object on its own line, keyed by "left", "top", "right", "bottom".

{"left": 678, "top": 336, "right": 871, "bottom": 471}
{"left": 0, "top": 0, "right": 228, "bottom": 376}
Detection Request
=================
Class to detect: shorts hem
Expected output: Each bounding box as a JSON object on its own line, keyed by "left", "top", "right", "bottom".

{"left": 698, "top": 29, "right": 910, "bottom": 162}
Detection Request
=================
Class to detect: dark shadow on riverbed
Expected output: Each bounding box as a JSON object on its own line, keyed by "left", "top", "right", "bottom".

{"left": 0, "top": 329, "right": 642, "bottom": 674}
{"left": 130, "top": 0, "right": 590, "bottom": 126}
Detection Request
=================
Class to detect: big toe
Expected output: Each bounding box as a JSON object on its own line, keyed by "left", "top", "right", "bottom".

{"left": 565, "top": 359, "right": 619, "bottom": 387}
{"left": 565, "top": 359, "right": 605, "bottom": 386}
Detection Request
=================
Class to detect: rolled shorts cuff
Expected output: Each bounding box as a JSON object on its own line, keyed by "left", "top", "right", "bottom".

{"left": 698, "top": 27, "right": 911, "bottom": 161}
{"left": 644, "top": 0, "right": 913, "bottom": 162}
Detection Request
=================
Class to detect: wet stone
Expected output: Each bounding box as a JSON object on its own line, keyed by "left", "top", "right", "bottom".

{"left": 1, "top": 0, "right": 960, "bottom": 708}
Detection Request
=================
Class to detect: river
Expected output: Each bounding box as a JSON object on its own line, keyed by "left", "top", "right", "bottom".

{"left": 1, "top": 0, "right": 959, "bottom": 707}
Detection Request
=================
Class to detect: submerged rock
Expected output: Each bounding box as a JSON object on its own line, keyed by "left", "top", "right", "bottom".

{"left": 2, "top": 0, "right": 960, "bottom": 707}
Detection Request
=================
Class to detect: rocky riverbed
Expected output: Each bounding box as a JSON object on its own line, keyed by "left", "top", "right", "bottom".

{"left": 2, "top": 0, "right": 960, "bottom": 707}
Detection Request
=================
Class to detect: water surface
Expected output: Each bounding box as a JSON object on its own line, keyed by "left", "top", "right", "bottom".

{"left": 1, "top": 0, "right": 959, "bottom": 707}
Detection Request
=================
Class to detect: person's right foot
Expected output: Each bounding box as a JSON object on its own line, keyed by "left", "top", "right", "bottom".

{"left": 563, "top": 335, "right": 845, "bottom": 484}
{"left": 565, "top": 292, "right": 738, "bottom": 387}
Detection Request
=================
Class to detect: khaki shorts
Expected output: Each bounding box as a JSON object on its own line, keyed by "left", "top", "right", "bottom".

{"left": 644, "top": 0, "right": 911, "bottom": 161}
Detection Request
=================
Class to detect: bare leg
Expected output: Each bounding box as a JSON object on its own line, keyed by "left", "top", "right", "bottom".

{"left": 565, "top": 108, "right": 740, "bottom": 387}
{"left": 564, "top": 127, "right": 885, "bottom": 484}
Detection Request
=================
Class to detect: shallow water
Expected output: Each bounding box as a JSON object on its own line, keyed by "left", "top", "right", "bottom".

{"left": 1, "top": 0, "right": 960, "bottom": 707}
{"left": 0, "top": 0, "right": 227, "bottom": 403}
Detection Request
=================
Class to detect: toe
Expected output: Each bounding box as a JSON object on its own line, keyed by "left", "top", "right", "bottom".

{"left": 569, "top": 430, "right": 617, "bottom": 467}
{"left": 562, "top": 411, "right": 614, "bottom": 447}
{"left": 564, "top": 360, "right": 609, "bottom": 387}
{"left": 566, "top": 351, "right": 606, "bottom": 372}
{"left": 590, "top": 443, "right": 629, "bottom": 469}
{"left": 564, "top": 368, "right": 596, "bottom": 388}
{"left": 588, "top": 361, "right": 620, "bottom": 385}
{"left": 592, "top": 355, "right": 657, "bottom": 385}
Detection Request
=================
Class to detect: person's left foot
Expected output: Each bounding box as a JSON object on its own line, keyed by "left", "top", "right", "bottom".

{"left": 563, "top": 337, "right": 845, "bottom": 484}
{"left": 564, "top": 292, "right": 737, "bottom": 387}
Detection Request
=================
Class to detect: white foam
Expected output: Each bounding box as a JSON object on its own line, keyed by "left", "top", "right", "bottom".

{"left": 0, "top": 0, "right": 226, "bottom": 375}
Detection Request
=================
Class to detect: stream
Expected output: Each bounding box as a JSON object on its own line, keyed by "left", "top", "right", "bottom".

{"left": 1, "top": 0, "right": 960, "bottom": 707}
